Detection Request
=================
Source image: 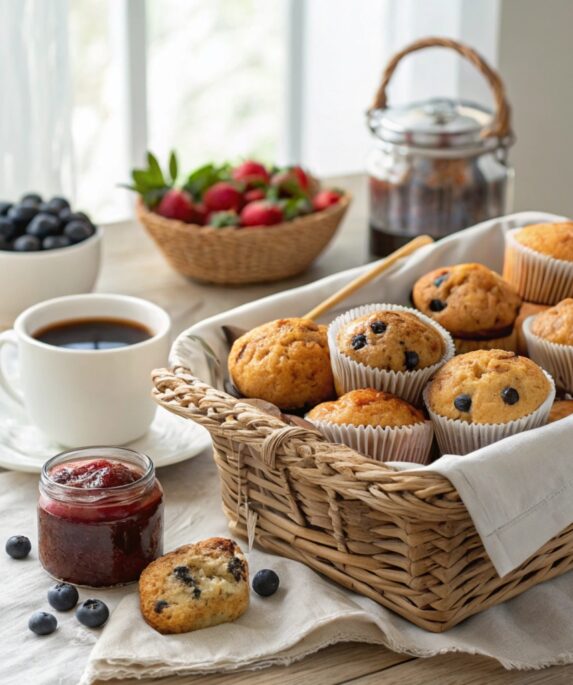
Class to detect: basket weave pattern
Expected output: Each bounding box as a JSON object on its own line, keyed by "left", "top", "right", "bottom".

{"left": 153, "top": 366, "right": 573, "bottom": 633}
{"left": 136, "top": 196, "right": 350, "bottom": 285}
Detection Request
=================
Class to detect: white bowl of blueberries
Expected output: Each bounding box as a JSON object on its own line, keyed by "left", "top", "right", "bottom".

{"left": 0, "top": 193, "right": 102, "bottom": 325}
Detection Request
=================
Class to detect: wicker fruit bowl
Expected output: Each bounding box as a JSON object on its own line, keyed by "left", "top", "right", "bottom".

{"left": 137, "top": 194, "right": 350, "bottom": 285}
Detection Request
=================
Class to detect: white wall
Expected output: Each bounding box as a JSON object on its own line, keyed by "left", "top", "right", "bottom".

{"left": 498, "top": 0, "right": 573, "bottom": 217}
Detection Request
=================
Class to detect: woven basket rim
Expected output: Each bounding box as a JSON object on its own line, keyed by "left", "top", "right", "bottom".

{"left": 136, "top": 193, "right": 351, "bottom": 237}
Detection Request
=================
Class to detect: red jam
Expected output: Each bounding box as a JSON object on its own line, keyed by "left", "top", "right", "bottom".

{"left": 38, "top": 449, "right": 163, "bottom": 587}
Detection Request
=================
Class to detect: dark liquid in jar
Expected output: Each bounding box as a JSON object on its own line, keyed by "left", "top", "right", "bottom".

{"left": 38, "top": 459, "right": 163, "bottom": 587}
{"left": 34, "top": 318, "right": 152, "bottom": 350}
{"left": 369, "top": 157, "right": 507, "bottom": 257}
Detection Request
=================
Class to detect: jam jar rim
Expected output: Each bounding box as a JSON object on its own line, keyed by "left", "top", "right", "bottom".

{"left": 40, "top": 446, "right": 156, "bottom": 503}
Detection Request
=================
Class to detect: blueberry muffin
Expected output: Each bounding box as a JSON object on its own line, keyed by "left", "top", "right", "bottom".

{"left": 307, "top": 388, "right": 425, "bottom": 427}
{"left": 336, "top": 309, "right": 445, "bottom": 372}
{"left": 412, "top": 263, "right": 522, "bottom": 353}
{"left": 548, "top": 400, "right": 573, "bottom": 424}
{"left": 307, "top": 388, "right": 433, "bottom": 463}
{"left": 515, "top": 301, "right": 549, "bottom": 355}
{"left": 531, "top": 298, "right": 573, "bottom": 345}
{"left": 228, "top": 318, "right": 334, "bottom": 410}
{"left": 503, "top": 223, "right": 573, "bottom": 304}
{"left": 426, "top": 349, "right": 551, "bottom": 424}
{"left": 512, "top": 222, "right": 573, "bottom": 261}
{"left": 139, "top": 538, "right": 249, "bottom": 634}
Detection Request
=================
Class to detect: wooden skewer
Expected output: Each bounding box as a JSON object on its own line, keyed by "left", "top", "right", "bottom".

{"left": 303, "top": 234, "right": 434, "bottom": 321}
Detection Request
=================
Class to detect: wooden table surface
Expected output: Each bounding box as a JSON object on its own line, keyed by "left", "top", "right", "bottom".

{"left": 92, "top": 174, "right": 571, "bottom": 684}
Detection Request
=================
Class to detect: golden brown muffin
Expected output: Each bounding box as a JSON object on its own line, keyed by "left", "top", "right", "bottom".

{"left": 336, "top": 309, "right": 445, "bottom": 372}
{"left": 426, "top": 349, "right": 550, "bottom": 424}
{"left": 548, "top": 400, "right": 573, "bottom": 423}
{"left": 228, "top": 318, "right": 334, "bottom": 410}
{"left": 139, "top": 538, "right": 249, "bottom": 635}
{"left": 412, "top": 263, "right": 522, "bottom": 341}
{"left": 513, "top": 222, "right": 573, "bottom": 261}
{"left": 515, "top": 301, "right": 550, "bottom": 355}
{"left": 531, "top": 298, "right": 573, "bottom": 345}
{"left": 307, "top": 388, "right": 425, "bottom": 427}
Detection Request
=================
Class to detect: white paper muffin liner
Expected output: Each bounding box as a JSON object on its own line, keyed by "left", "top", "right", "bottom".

{"left": 523, "top": 315, "right": 573, "bottom": 392}
{"left": 306, "top": 417, "right": 434, "bottom": 464}
{"left": 328, "top": 304, "right": 455, "bottom": 406}
{"left": 503, "top": 228, "right": 573, "bottom": 304}
{"left": 423, "top": 370, "right": 555, "bottom": 456}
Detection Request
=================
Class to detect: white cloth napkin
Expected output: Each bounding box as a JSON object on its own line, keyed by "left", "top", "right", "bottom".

{"left": 176, "top": 211, "right": 573, "bottom": 577}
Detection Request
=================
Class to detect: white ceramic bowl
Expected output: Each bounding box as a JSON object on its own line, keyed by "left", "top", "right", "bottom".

{"left": 0, "top": 227, "right": 102, "bottom": 326}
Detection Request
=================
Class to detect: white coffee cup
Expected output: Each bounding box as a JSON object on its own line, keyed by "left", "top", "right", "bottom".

{"left": 0, "top": 294, "right": 171, "bottom": 446}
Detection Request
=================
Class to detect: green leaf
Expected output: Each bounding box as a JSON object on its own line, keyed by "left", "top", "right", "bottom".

{"left": 168, "top": 151, "right": 178, "bottom": 184}
{"left": 265, "top": 186, "right": 280, "bottom": 202}
{"left": 184, "top": 163, "right": 231, "bottom": 200}
{"left": 143, "top": 187, "right": 168, "bottom": 209}
{"left": 208, "top": 210, "right": 239, "bottom": 228}
{"left": 146, "top": 152, "right": 166, "bottom": 187}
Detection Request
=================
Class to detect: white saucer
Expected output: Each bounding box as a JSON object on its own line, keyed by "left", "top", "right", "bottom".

{"left": 0, "top": 349, "right": 212, "bottom": 473}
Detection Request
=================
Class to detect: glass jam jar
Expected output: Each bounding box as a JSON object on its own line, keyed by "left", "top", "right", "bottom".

{"left": 367, "top": 38, "right": 514, "bottom": 256}
{"left": 38, "top": 447, "right": 164, "bottom": 587}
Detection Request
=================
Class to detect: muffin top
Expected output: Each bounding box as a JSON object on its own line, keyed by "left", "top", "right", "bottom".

{"left": 548, "top": 400, "right": 573, "bottom": 424}
{"left": 228, "top": 318, "right": 334, "bottom": 410}
{"left": 307, "top": 388, "right": 425, "bottom": 428}
{"left": 336, "top": 309, "right": 445, "bottom": 372}
{"left": 531, "top": 298, "right": 573, "bottom": 345}
{"left": 514, "top": 222, "right": 573, "bottom": 261}
{"left": 426, "top": 349, "right": 550, "bottom": 424}
{"left": 412, "top": 263, "right": 522, "bottom": 337}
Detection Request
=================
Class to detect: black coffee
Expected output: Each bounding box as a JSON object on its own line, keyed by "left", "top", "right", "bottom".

{"left": 34, "top": 318, "right": 152, "bottom": 350}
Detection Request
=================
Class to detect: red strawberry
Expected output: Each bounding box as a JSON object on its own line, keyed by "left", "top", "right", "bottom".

{"left": 232, "top": 161, "right": 270, "bottom": 187}
{"left": 270, "top": 169, "right": 307, "bottom": 197}
{"left": 240, "top": 201, "right": 283, "bottom": 227}
{"left": 312, "top": 189, "right": 342, "bottom": 211}
{"left": 292, "top": 165, "right": 310, "bottom": 191}
{"left": 156, "top": 189, "right": 195, "bottom": 222}
{"left": 190, "top": 203, "right": 207, "bottom": 225}
{"left": 203, "top": 182, "right": 242, "bottom": 212}
{"left": 244, "top": 188, "right": 265, "bottom": 203}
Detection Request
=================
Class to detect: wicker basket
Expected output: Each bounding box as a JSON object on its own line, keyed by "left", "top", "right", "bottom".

{"left": 136, "top": 195, "right": 350, "bottom": 285}
{"left": 152, "top": 367, "right": 573, "bottom": 633}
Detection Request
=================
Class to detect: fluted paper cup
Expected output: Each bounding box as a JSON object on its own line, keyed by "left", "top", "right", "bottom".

{"left": 523, "top": 315, "right": 573, "bottom": 393}
{"left": 423, "top": 371, "right": 555, "bottom": 456}
{"left": 306, "top": 417, "right": 434, "bottom": 464}
{"left": 328, "top": 304, "right": 455, "bottom": 406}
{"left": 503, "top": 229, "right": 573, "bottom": 305}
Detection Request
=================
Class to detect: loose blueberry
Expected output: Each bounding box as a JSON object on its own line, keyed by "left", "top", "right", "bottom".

{"left": 0, "top": 217, "right": 16, "bottom": 240}
{"left": 429, "top": 299, "right": 447, "bottom": 312}
{"left": 252, "top": 569, "right": 280, "bottom": 597}
{"left": 26, "top": 213, "right": 61, "bottom": 239}
{"left": 28, "top": 611, "right": 57, "bottom": 636}
{"left": 8, "top": 204, "right": 39, "bottom": 230}
{"left": 47, "top": 196, "right": 70, "bottom": 212}
{"left": 64, "top": 221, "right": 94, "bottom": 244}
{"left": 433, "top": 273, "right": 449, "bottom": 287}
{"left": 5, "top": 535, "right": 31, "bottom": 559}
{"left": 43, "top": 235, "right": 72, "bottom": 250}
{"left": 48, "top": 583, "right": 79, "bottom": 611}
{"left": 405, "top": 350, "right": 419, "bottom": 371}
{"left": 21, "top": 192, "right": 43, "bottom": 204}
{"left": 454, "top": 394, "right": 472, "bottom": 412}
{"left": 0, "top": 201, "right": 12, "bottom": 216}
{"left": 501, "top": 387, "right": 519, "bottom": 405}
{"left": 13, "top": 235, "right": 41, "bottom": 252}
{"left": 76, "top": 599, "right": 109, "bottom": 628}
{"left": 351, "top": 334, "right": 367, "bottom": 350}
{"left": 370, "top": 320, "right": 387, "bottom": 335}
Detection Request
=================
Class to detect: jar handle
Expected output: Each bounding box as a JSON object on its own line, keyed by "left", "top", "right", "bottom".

{"left": 369, "top": 36, "right": 512, "bottom": 140}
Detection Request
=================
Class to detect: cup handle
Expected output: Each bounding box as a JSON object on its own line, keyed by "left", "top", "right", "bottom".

{"left": 0, "top": 330, "right": 25, "bottom": 409}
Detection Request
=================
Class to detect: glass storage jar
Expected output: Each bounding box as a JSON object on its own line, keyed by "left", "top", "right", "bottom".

{"left": 38, "top": 447, "right": 164, "bottom": 587}
{"left": 367, "top": 38, "right": 514, "bottom": 256}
